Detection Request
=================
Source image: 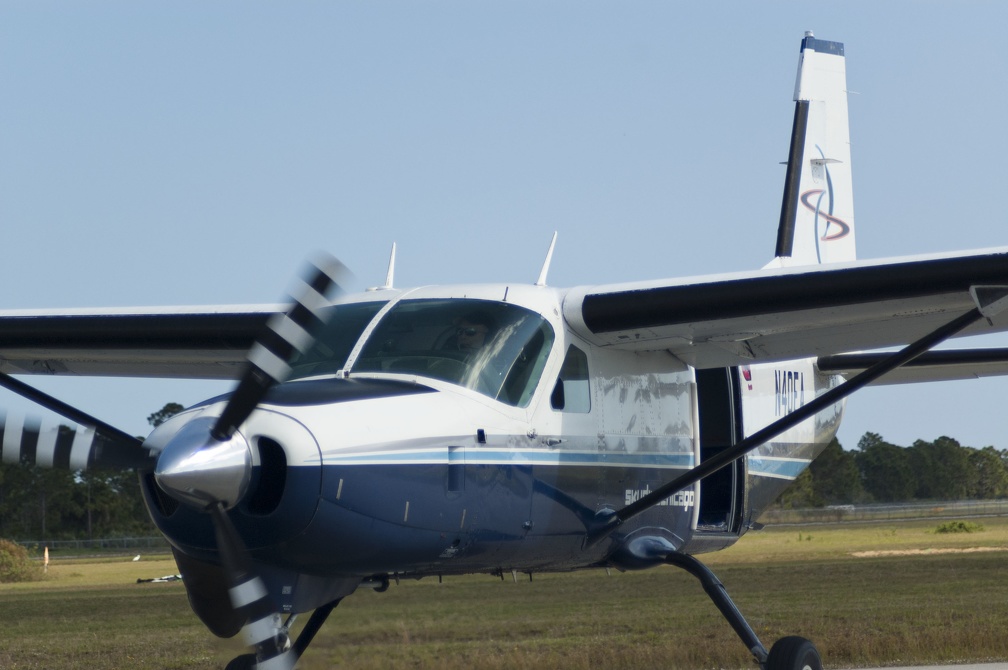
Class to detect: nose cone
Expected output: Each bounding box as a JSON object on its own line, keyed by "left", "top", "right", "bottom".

{"left": 154, "top": 417, "right": 252, "bottom": 510}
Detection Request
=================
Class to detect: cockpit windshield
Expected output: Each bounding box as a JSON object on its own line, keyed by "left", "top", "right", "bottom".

{"left": 288, "top": 300, "right": 387, "bottom": 380}
{"left": 351, "top": 299, "right": 555, "bottom": 407}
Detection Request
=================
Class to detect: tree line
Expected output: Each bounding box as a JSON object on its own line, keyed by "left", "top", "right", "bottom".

{"left": 0, "top": 465, "right": 154, "bottom": 541}
{"left": 2, "top": 399, "right": 1007, "bottom": 539}
{"left": 0, "top": 404, "right": 181, "bottom": 542}
{"left": 777, "top": 433, "right": 1008, "bottom": 508}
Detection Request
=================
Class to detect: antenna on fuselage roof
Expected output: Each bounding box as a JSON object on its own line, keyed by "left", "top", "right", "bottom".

{"left": 366, "top": 242, "right": 397, "bottom": 291}
{"left": 535, "top": 231, "right": 558, "bottom": 287}
{"left": 384, "top": 242, "right": 396, "bottom": 288}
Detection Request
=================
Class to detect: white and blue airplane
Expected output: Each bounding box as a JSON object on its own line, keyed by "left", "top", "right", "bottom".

{"left": 3, "top": 32, "right": 1008, "bottom": 670}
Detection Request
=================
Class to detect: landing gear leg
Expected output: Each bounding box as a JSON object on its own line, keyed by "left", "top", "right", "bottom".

{"left": 664, "top": 553, "right": 769, "bottom": 666}
{"left": 291, "top": 598, "right": 342, "bottom": 660}
{"left": 224, "top": 599, "right": 342, "bottom": 670}
{"left": 663, "top": 553, "right": 821, "bottom": 670}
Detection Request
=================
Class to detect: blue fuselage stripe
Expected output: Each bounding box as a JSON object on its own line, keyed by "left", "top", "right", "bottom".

{"left": 320, "top": 449, "right": 695, "bottom": 469}
{"left": 747, "top": 456, "right": 809, "bottom": 480}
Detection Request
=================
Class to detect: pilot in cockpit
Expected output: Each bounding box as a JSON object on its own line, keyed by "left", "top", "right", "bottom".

{"left": 453, "top": 311, "right": 496, "bottom": 355}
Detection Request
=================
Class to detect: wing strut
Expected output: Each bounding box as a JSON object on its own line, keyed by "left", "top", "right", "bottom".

{"left": 584, "top": 292, "right": 1007, "bottom": 549}
{"left": 0, "top": 370, "right": 151, "bottom": 470}
{"left": 0, "top": 370, "right": 141, "bottom": 447}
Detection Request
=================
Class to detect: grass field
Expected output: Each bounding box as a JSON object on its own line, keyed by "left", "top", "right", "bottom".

{"left": 3, "top": 518, "right": 1008, "bottom": 669}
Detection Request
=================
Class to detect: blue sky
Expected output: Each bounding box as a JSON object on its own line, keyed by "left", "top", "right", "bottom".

{"left": 2, "top": 3, "right": 1007, "bottom": 449}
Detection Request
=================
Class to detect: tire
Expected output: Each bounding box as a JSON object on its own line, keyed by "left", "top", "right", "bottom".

{"left": 224, "top": 653, "right": 257, "bottom": 670}
{"left": 765, "top": 635, "right": 822, "bottom": 670}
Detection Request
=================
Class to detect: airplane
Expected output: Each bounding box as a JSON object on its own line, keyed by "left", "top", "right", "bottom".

{"left": 3, "top": 30, "right": 1008, "bottom": 670}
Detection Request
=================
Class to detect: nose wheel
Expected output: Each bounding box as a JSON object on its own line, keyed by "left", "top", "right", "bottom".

{"left": 224, "top": 654, "right": 260, "bottom": 670}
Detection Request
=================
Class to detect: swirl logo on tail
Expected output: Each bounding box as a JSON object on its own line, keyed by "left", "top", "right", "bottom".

{"left": 800, "top": 189, "right": 850, "bottom": 241}
{"left": 798, "top": 145, "right": 851, "bottom": 263}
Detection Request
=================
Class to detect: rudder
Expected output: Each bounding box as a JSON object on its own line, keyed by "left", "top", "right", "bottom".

{"left": 774, "top": 32, "right": 856, "bottom": 266}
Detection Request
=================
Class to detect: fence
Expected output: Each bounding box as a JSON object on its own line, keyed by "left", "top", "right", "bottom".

{"left": 759, "top": 499, "right": 1008, "bottom": 525}
{"left": 16, "top": 501, "right": 1008, "bottom": 550}
{"left": 17, "top": 536, "right": 170, "bottom": 554}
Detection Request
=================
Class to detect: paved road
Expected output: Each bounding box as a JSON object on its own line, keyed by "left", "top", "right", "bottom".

{"left": 854, "top": 660, "right": 1008, "bottom": 664}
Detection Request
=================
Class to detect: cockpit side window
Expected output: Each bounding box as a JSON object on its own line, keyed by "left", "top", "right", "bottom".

{"left": 496, "top": 322, "right": 553, "bottom": 407}
{"left": 551, "top": 345, "right": 590, "bottom": 413}
{"left": 351, "top": 299, "right": 555, "bottom": 407}
{"left": 288, "top": 301, "right": 387, "bottom": 380}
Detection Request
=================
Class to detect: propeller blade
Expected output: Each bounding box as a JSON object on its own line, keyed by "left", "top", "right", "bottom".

{"left": 0, "top": 372, "right": 152, "bottom": 470}
{"left": 0, "top": 410, "right": 151, "bottom": 470}
{"left": 211, "top": 254, "right": 350, "bottom": 441}
{"left": 209, "top": 502, "right": 296, "bottom": 669}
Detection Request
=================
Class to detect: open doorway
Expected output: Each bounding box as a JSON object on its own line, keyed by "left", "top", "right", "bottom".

{"left": 694, "top": 367, "right": 744, "bottom": 533}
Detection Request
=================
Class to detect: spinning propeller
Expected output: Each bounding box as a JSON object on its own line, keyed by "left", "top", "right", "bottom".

{"left": 0, "top": 253, "right": 349, "bottom": 669}
{"left": 0, "top": 371, "right": 152, "bottom": 470}
{"left": 152, "top": 253, "right": 350, "bottom": 669}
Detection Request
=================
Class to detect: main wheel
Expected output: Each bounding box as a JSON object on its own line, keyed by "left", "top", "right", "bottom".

{"left": 765, "top": 635, "right": 822, "bottom": 670}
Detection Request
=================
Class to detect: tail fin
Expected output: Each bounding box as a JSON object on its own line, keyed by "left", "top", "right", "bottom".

{"left": 773, "top": 32, "right": 856, "bottom": 266}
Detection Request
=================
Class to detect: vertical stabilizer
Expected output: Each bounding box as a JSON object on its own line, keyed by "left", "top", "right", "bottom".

{"left": 774, "top": 32, "right": 856, "bottom": 265}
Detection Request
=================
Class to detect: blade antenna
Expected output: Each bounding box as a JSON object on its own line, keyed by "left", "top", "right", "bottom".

{"left": 535, "top": 231, "right": 558, "bottom": 287}
{"left": 383, "top": 242, "right": 396, "bottom": 290}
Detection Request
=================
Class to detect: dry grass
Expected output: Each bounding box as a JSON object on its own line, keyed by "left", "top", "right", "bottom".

{"left": 3, "top": 518, "right": 1008, "bottom": 669}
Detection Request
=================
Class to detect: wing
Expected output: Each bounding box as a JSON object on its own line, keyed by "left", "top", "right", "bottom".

{"left": 562, "top": 247, "right": 1008, "bottom": 369}
{"left": 817, "top": 348, "right": 1008, "bottom": 385}
{"left": 0, "top": 305, "right": 280, "bottom": 379}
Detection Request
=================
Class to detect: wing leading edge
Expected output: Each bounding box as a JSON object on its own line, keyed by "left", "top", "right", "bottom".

{"left": 0, "top": 305, "right": 279, "bottom": 379}
{"left": 562, "top": 247, "right": 1008, "bottom": 369}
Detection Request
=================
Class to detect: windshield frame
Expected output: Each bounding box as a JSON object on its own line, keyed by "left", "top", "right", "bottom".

{"left": 287, "top": 298, "right": 390, "bottom": 382}
{"left": 348, "top": 297, "right": 555, "bottom": 407}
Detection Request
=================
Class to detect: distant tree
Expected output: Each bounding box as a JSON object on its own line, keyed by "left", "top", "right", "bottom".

{"left": 908, "top": 436, "right": 975, "bottom": 500}
{"left": 78, "top": 469, "right": 155, "bottom": 539}
{"left": 855, "top": 433, "right": 915, "bottom": 502}
{"left": 0, "top": 402, "right": 182, "bottom": 541}
{"left": 0, "top": 461, "right": 35, "bottom": 538}
{"left": 147, "top": 402, "right": 184, "bottom": 428}
{"left": 0, "top": 462, "right": 78, "bottom": 540}
{"left": 809, "top": 437, "right": 865, "bottom": 504}
{"left": 968, "top": 446, "right": 1008, "bottom": 499}
{"left": 775, "top": 468, "right": 818, "bottom": 508}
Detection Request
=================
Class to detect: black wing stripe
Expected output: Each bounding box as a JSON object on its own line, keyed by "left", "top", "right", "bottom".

{"left": 818, "top": 348, "right": 1008, "bottom": 371}
{"left": 580, "top": 251, "right": 1008, "bottom": 334}
{"left": 0, "top": 312, "right": 271, "bottom": 349}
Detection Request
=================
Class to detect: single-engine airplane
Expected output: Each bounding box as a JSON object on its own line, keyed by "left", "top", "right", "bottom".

{"left": 4, "top": 32, "right": 1008, "bottom": 670}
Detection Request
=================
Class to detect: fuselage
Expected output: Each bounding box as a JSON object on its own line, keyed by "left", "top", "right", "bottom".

{"left": 141, "top": 283, "right": 844, "bottom": 618}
